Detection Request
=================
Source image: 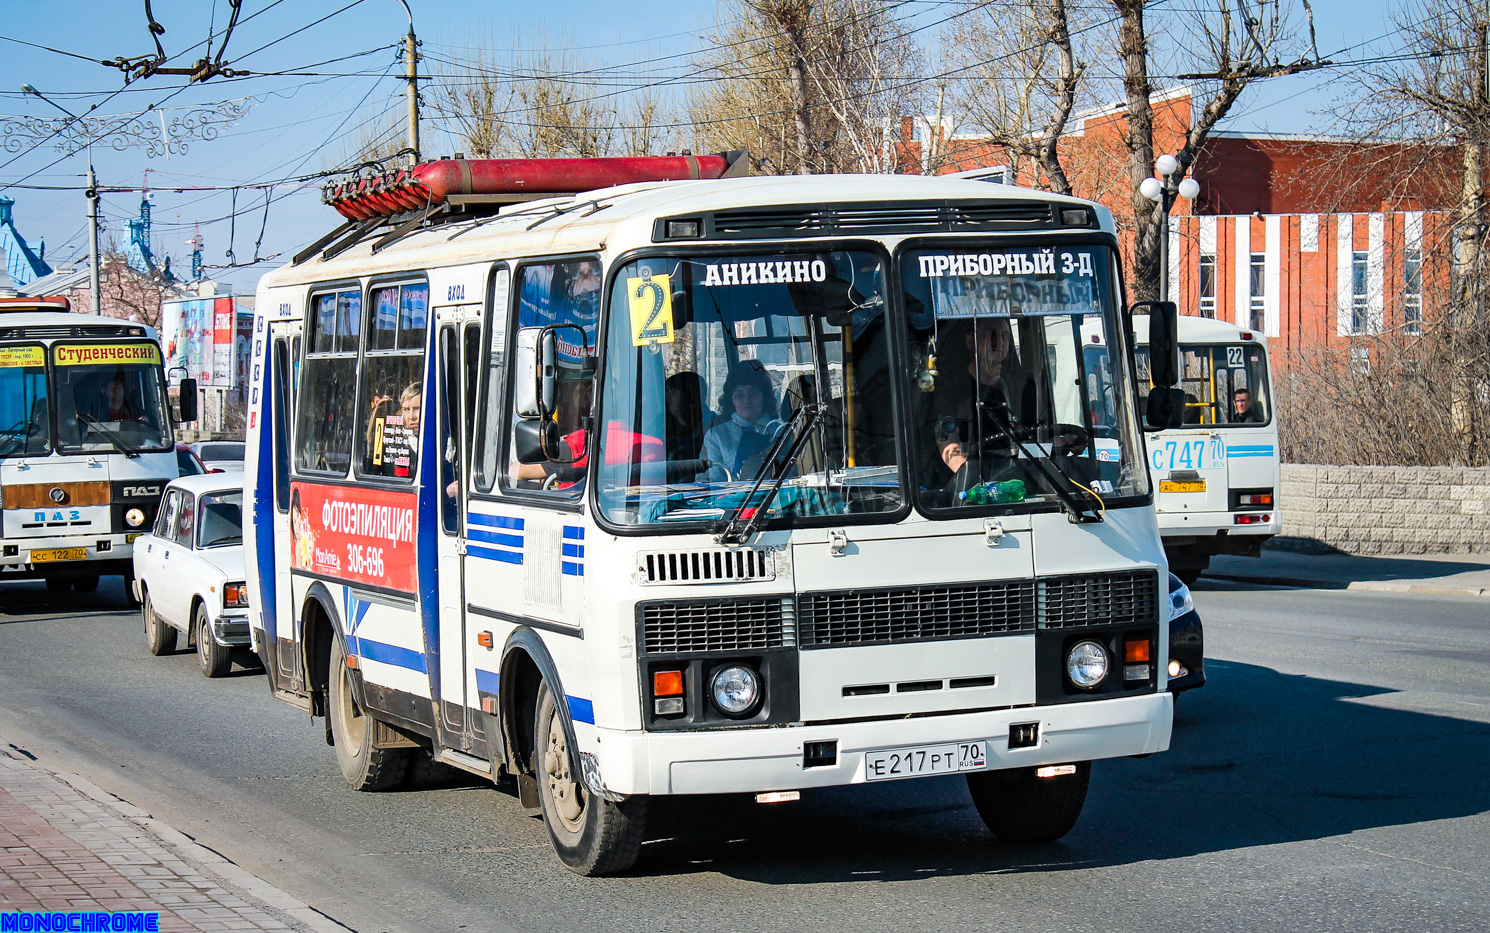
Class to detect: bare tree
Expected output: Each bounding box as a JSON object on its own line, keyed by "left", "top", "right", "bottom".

{"left": 426, "top": 31, "right": 672, "bottom": 160}
{"left": 62, "top": 249, "right": 182, "bottom": 328}
{"left": 689, "top": 0, "right": 923, "bottom": 174}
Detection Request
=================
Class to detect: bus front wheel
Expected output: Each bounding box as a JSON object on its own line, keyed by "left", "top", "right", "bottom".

{"left": 967, "top": 761, "right": 1091, "bottom": 844}
{"left": 328, "top": 636, "right": 408, "bottom": 791}
{"left": 534, "top": 683, "right": 646, "bottom": 876}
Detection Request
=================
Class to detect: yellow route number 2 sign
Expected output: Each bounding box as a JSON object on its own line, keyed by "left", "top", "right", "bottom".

{"left": 627, "top": 273, "right": 676, "bottom": 347}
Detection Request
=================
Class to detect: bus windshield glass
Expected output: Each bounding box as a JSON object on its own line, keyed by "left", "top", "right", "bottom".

{"left": 1176, "top": 344, "right": 1271, "bottom": 426}
{"left": 0, "top": 345, "right": 50, "bottom": 457}
{"left": 50, "top": 342, "right": 172, "bottom": 454}
{"left": 597, "top": 250, "right": 901, "bottom": 527}
{"left": 900, "top": 243, "right": 1148, "bottom": 511}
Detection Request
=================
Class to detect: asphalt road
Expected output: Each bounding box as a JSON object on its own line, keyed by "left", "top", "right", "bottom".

{"left": 1, "top": 575, "right": 1487, "bottom": 933}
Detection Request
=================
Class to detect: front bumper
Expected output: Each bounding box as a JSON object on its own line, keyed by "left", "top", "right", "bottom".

{"left": 1167, "top": 609, "right": 1205, "bottom": 693}
{"left": 0, "top": 533, "right": 138, "bottom": 578}
{"left": 211, "top": 613, "right": 251, "bottom": 647}
{"left": 591, "top": 692, "right": 1172, "bottom": 796}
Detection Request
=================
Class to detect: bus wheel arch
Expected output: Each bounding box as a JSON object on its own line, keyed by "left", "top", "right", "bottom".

{"left": 299, "top": 583, "right": 344, "bottom": 718}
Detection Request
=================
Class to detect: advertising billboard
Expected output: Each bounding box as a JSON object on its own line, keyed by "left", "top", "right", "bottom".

{"left": 160, "top": 296, "right": 252, "bottom": 388}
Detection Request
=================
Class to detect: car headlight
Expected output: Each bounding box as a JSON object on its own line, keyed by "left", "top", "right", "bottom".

{"left": 710, "top": 665, "right": 761, "bottom": 716}
{"left": 1167, "top": 573, "right": 1194, "bottom": 621}
{"left": 125, "top": 508, "right": 146, "bottom": 527}
{"left": 1066, "top": 640, "right": 1109, "bottom": 689}
{"left": 224, "top": 582, "right": 249, "bottom": 608}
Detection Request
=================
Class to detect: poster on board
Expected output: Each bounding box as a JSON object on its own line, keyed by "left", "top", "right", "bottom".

{"left": 289, "top": 481, "right": 417, "bottom": 593}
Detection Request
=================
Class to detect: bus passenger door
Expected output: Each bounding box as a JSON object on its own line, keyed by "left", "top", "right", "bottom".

{"left": 268, "top": 325, "right": 303, "bottom": 693}
{"left": 435, "top": 311, "right": 481, "bottom": 751}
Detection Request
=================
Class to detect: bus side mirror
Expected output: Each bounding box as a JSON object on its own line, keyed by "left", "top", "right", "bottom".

{"left": 177, "top": 378, "right": 198, "bottom": 423}
{"left": 1133, "top": 300, "right": 1179, "bottom": 387}
{"left": 513, "top": 328, "right": 550, "bottom": 420}
{"left": 513, "top": 419, "right": 555, "bottom": 464}
{"left": 1146, "top": 387, "right": 1186, "bottom": 430}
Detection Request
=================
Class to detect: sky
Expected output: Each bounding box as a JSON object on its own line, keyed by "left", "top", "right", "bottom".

{"left": 0, "top": 0, "right": 1407, "bottom": 295}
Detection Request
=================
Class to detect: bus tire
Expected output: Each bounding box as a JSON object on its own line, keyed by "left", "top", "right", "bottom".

{"left": 534, "top": 683, "right": 646, "bottom": 875}
{"left": 966, "top": 761, "right": 1091, "bottom": 844}
{"left": 73, "top": 574, "right": 99, "bottom": 593}
{"left": 196, "top": 604, "right": 231, "bottom": 679}
{"left": 144, "top": 591, "right": 177, "bottom": 656}
{"left": 327, "top": 636, "right": 408, "bottom": 791}
{"left": 45, "top": 577, "right": 70, "bottom": 594}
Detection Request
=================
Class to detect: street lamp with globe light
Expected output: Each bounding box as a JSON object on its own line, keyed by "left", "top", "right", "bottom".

{"left": 1141, "top": 154, "right": 1200, "bottom": 303}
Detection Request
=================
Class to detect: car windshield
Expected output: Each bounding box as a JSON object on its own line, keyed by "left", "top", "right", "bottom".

{"left": 899, "top": 243, "right": 1148, "bottom": 511}
{"left": 597, "top": 250, "right": 901, "bottom": 527}
{"left": 0, "top": 345, "right": 50, "bottom": 457}
{"left": 199, "top": 442, "right": 245, "bottom": 461}
{"left": 50, "top": 343, "right": 172, "bottom": 454}
{"left": 197, "top": 490, "right": 243, "bottom": 548}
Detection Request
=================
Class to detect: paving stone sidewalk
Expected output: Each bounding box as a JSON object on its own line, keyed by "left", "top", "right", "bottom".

{"left": 0, "top": 743, "right": 345, "bottom": 932}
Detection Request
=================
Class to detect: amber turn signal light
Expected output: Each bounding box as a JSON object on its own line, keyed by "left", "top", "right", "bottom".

{"left": 653, "top": 670, "right": 684, "bottom": 697}
{"left": 1124, "top": 639, "right": 1151, "bottom": 664}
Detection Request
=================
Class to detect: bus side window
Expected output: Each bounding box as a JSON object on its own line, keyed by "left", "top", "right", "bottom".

{"left": 273, "top": 338, "right": 292, "bottom": 512}
{"left": 356, "top": 281, "right": 428, "bottom": 482}
{"left": 473, "top": 267, "right": 510, "bottom": 493}
{"left": 501, "top": 259, "right": 600, "bottom": 498}
{"left": 294, "top": 290, "right": 360, "bottom": 477}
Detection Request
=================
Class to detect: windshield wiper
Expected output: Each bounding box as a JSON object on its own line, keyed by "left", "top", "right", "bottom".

{"left": 714, "top": 402, "right": 825, "bottom": 545}
{"left": 77, "top": 413, "right": 142, "bottom": 457}
{"left": 978, "top": 401, "right": 1102, "bottom": 523}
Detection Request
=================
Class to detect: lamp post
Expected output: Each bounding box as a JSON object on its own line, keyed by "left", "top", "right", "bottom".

{"left": 1139, "top": 154, "right": 1201, "bottom": 304}
{"left": 394, "top": 0, "right": 419, "bottom": 164}
{"left": 22, "top": 84, "right": 101, "bottom": 315}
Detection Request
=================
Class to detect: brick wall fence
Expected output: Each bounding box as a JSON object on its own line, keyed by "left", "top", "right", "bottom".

{"left": 1277, "top": 464, "right": 1490, "bottom": 554}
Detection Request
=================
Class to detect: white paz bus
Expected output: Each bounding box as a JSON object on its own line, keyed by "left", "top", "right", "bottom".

{"left": 1133, "top": 315, "right": 1280, "bottom": 583}
{"left": 244, "top": 153, "right": 1187, "bottom": 874}
{"left": 0, "top": 300, "right": 196, "bottom": 596}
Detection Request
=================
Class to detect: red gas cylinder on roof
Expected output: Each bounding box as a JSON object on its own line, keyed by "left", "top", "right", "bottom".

{"left": 323, "top": 152, "right": 745, "bottom": 221}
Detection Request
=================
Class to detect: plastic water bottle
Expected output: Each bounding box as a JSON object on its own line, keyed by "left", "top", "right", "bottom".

{"left": 959, "top": 479, "right": 1026, "bottom": 504}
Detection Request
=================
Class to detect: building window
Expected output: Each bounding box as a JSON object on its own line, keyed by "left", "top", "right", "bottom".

{"left": 1350, "top": 346, "right": 1370, "bottom": 375}
{"left": 1248, "top": 252, "right": 1265, "bottom": 332}
{"left": 1404, "top": 248, "right": 1423, "bottom": 335}
{"left": 1198, "top": 253, "right": 1216, "bottom": 319}
{"left": 1351, "top": 250, "right": 1370, "bottom": 334}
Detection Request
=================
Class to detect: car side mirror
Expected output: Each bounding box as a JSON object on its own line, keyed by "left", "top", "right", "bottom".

{"left": 177, "top": 378, "right": 198, "bottom": 423}
{"left": 1146, "top": 387, "right": 1187, "bottom": 430}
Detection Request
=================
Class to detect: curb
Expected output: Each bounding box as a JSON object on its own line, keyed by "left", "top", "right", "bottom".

{"left": 1202, "top": 571, "right": 1490, "bottom": 598}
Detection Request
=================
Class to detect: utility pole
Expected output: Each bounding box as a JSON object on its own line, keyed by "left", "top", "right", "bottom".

{"left": 23, "top": 85, "right": 101, "bottom": 314}
{"left": 397, "top": 0, "right": 419, "bottom": 163}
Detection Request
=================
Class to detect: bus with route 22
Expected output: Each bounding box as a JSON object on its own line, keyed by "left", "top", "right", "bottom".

{"left": 1133, "top": 315, "right": 1280, "bottom": 584}
{"left": 0, "top": 305, "right": 198, "bottom": 597}
{"left": 244, "top": 152, "right": 1188, "bottom": 875}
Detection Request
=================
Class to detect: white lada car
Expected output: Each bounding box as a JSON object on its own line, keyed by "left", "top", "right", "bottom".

{"left": 131, "top": 473, "right": 251, "bottom": 677}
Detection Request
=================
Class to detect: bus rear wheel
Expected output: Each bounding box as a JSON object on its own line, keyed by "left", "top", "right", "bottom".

{"left": 534, "top": 683, "right": 646, "bottom": 876}
{"left": 966, "top": 761, "right": 1091, "bottom": 844}
{"left": 327, "top": 636, "right": 408, "bottom": 790}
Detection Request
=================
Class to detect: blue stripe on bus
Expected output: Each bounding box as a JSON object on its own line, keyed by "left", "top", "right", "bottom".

{"left": 468, "top": 513, "right": 525, "bottom": 530}
{"left": 469, "top": 545, "right": 523, "bottom": 565}
{"left": 468, "top": 528, "right": 524, "bottom": 548}
{"left": 561, "top": 561, "right": 584, "bottom": 576}
{"left": 562, "top": 543, "right": 584, "bottom": 558}
{"left": 562, "top": 526, "right": 585, "bottom": 539}
{"left": 353, "top": 637, "right": 428, "bottom": 673}
{"left": 567, "top": 696, "right": 594, "bottom": 724}
{"left": 1226, "top": 445, "right": 1274, "bottom": 453}
{"left": 475, "top": 668, "right": 500, "bottom": 696}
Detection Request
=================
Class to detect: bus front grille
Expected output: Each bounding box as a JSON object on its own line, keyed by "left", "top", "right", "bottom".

{"left": 797, "top": 581, "right": 1036, "bottom": 648}
{"left": 1036, "top": 571, "right": 1160, "bottom": 629}
{"left": 639, "top": 596, "right": 791, "bottom": 655}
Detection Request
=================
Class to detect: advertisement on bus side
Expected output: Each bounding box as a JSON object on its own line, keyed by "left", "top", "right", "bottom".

{"left": 288, "top": 481, "right": 417, "bottom": 593}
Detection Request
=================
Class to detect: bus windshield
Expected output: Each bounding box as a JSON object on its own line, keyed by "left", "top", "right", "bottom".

{"left": 0, "top": 345, "right": 50, "bottom": 457}
{"left": 597, "top": 250, "right": 901, "bottom": 527}
{"left": 900, "top": 243, "right": 1148, "bottom": 511}
{"left": 50, "top": 342, "right": 172, "bottom": 455}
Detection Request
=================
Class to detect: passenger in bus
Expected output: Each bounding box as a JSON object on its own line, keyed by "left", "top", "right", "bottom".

{"left": 1229, "top": 387, "right": 1262, "bottom": 423}
{"left": 664, "top": 372, "right": 712, "bottom": 461}
{"left": 699, "top": 360, "right": 788, "bottom": 482}
{"left": 93, "top": 372, "right": 140, "bottom": 422}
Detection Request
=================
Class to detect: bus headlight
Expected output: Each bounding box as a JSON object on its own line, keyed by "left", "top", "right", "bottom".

{"left": 710, "top": 665, "right": 761, "bottom": 716}
{"left": 125, "top": 508, "right": 146, "bottom": 527}
{"left": 1066, "top": 641, "right": 1109, "bottom": 689}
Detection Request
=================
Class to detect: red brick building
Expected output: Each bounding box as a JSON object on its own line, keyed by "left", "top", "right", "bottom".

{"left": 900, "top": 90, "right": 1458, "bottom": 356}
